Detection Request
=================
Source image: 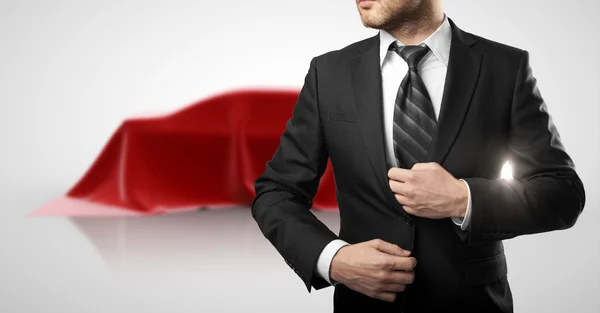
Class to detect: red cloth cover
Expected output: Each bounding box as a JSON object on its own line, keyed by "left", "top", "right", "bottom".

{"left": 33, "top": 89, "right": 338, "bottom": 216}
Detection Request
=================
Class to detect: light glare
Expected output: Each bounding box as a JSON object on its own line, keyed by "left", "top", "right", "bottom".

{"left": 500, "top": 161, "right": 513, "bottom": 179}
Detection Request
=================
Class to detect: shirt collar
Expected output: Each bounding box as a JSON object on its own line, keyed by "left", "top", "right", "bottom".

{"left": 379, "top": 14, "right": 452, "bottom": 69}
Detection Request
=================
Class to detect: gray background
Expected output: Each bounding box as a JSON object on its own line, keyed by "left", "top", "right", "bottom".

{"left": 1, "top": 0, "right": 598, "bottom": 312}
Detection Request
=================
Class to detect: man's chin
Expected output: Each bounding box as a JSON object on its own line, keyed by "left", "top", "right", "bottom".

{"left": 358, "top": 9, "right": 389, "bottom": 29}
{"left": 360, "top": 18, "right": 385, "bottom": 29}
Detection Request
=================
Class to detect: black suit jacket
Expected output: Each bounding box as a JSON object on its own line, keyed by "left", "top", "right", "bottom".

{"left": 251, "top": 19, "right": 585, "bottom": 313}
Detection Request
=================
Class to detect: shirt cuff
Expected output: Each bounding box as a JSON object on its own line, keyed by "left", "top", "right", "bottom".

{"left": 451, "top": 179, "right": 472, "bottom": 231}
{"left": 315, "top": 239, "right": 349, "bottom": 284}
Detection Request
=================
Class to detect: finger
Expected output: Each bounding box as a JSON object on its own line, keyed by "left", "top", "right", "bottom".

{"left": 387, "top": 167, "right": 413, "bottom": 182}
{"left": 374, "top": 291, "right": 396, "bottom": 303}
{"left": 388, "top": 256, "right": 417, "bottom": 271}
{"left": 411, "top": 162, "right": 439, "bottom": 171}
{"left": 394, "top": 193, "right": 413, "bottom": 206}
{"left": 402, "top": 205, "right": 416, "bottom": 215}
{"left": 383, "top": 270, "right": 415, "bottom": 285}
{"left": 389, "top": 180, "right": 415, "bottom": 197}
{"left": 390, "top": 181, "right": 414, "bottom": 197}
{"left": 371, "top": 239, "right": 411, "bottom": 257}
{"left": 381, "top": 283, "right": 408, "bottom": 293}
{"left": 411, "top": 162, "right": 426, "bottom": 170}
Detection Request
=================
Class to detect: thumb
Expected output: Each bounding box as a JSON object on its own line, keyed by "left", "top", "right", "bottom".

{"left": 371, "top": 239, "right": 411, "bottom": 257}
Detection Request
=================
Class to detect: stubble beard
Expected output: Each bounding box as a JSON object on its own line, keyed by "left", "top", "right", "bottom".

{"left": 358, "top": 1, "right": 432, "bottom": 33}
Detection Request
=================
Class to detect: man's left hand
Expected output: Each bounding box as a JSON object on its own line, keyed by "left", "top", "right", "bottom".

{"left": 388, "top": 162, "right": 468, "bottom": 219}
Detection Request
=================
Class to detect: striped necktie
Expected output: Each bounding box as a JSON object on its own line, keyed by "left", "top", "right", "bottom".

{"left": 389, "top": 43, "right": 436, "bottom": 169}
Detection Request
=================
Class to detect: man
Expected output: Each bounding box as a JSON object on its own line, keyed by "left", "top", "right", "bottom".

{"left": 251, "top": 0, "right": 586, "bottom": 312}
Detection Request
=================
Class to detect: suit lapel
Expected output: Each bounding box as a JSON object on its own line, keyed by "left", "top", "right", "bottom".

{"left": 426, "top": 19, "right": 483, "bottom": 164}
{"left": 349, "top": 35, "right": 403, "bottom": 213}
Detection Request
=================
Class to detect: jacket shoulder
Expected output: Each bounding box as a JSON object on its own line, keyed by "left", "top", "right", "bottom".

{"left": 469, "top": 32, "right": 525, "bottom": 62}
{"left": 313, "top": 34, "right": 377, "bottom": 66}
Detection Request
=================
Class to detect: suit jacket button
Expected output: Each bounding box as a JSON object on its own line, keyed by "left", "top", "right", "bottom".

{"left": 404, "top": 217, "right": 413, "bottom": 226}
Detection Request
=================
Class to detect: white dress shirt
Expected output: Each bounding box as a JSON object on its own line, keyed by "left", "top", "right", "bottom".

{"left": 315, "top": 15, "right": 473, "bottom": 284}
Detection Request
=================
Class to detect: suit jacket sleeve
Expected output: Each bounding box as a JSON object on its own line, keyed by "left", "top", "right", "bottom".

{"left": 462, "top": 50, "right": 586, "bottom": 245}
{"left": 251, "top": 57, "right": 340, "bottom": 292}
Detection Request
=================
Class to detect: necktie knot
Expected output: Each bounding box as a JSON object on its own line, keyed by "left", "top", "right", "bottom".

{"left": 389, "top": 43, "right": 430, "bottom": 69}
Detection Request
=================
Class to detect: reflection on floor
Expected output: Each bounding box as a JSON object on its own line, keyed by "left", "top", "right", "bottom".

{"left": 68, "top": 207, "right": 340, "bottom": 311}
{"left": 70, "top": 208, "right": 340, "bottom": 273}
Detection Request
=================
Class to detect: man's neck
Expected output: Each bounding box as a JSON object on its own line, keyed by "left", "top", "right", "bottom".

{"left": 384, "top": 11, "right": 445, "bottom": 45}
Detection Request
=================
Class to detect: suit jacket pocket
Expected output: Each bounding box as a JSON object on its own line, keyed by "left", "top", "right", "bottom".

{"left": 464, "top": 251, "right": 508, "bottom": 286}
{"left": 328, "top": 109, "right": 357, "bottom": 122}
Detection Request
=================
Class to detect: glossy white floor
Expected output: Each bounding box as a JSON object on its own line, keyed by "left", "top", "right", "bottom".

{"left": 2, "top": 189, "right": 598, "bottom": 312}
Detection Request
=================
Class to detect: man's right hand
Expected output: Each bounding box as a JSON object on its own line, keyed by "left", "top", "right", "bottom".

{"left": 330, "top": 239, "right": 416, "bottom": 302}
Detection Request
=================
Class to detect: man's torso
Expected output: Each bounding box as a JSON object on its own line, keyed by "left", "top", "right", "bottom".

{"left": 315, "top": 19, "right": 521, "bottom": 312}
